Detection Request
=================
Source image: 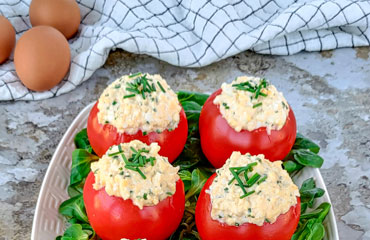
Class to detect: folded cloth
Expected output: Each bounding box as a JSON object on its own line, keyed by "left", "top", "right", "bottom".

{"left": 1, "top": 0, "right": 370, "bottom": 101}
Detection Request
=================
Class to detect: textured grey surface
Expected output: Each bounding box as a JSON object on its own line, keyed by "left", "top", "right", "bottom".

{"left": 0, "top": 48, "right": 369, "bottom": 239}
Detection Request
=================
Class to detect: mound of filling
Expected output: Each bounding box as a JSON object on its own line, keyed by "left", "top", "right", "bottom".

{"left": 213, "top": 76, "right": 289, "bottom": 134}
{"left": 97, "top": 73, "right": 181, "bottom": 134}
{"left": 91, "top": 140, "right": 180, "bottom": 209}
{"left": 207, "top": 152, "right": 299, "bottom": 226}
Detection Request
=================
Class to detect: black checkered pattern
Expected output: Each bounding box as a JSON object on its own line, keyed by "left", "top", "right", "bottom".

{"left": 1, "top": 0, "right": 370, "bottom": 100}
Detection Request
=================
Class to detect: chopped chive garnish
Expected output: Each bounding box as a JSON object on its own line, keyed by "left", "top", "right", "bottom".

{"left": 112, "top": 100, "right": 117, "bottom": 105}
{"left": 130, "top": 147, "right": 138, "bottom": 153}
{"left": 166, "top": 192, "right": 173, "bottom": 195}
{"left": 233, "top": 78, "right": 269, "bottom": 100}
{"left": 228, "top": 162, "right": 260, "bottom": 198}
{"left": 253, "top": 102, "right": 262, "bottom": 108}
{"left": 108, "top": 151, "right": 123, "bottom": 157}
{"left": 157, "top": 81, "right": 166, "bottom": 93}
{"left": 257, "top": 175, "right": 267, "bottom": 185}
{"left": 240, "top": 190, "right": 255, "bottom": 199}
{"left": 222, "top": 102, "right": 230, "bottom": 109}
{"left": 136, "top": 167, "right": 146, "bottom": 179}
{"left": 143, "top": 131, "right": 147, "bottom": 136}
{"left": 246, "top": 173, "right": 261, "bottom": 187}
{"left": 129, "top": 72, "right": 142, "bottom": 78}
{"left": 124, "top": 94, "right": 136, "bottom": 99}
{"left": 143, "top": 193, "right": 148, "bottom": 200}
{"left": 114, "top": 84, "right": 121, "bottom": 88}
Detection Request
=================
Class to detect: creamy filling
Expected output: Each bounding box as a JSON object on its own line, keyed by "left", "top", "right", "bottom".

{"left": 207, "top": 152, "right": 300, "bottom": 226}
{"left": 91, "top": 140, "right": 180, "bottom": 209}
{"left": 213, "top": 76, "right": 289, "bottom": 134}
{"left": 97, "top": 73, "right": 181, "bottom": 135}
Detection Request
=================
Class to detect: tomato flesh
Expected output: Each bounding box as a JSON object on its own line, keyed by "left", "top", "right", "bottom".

{"left": 199, "top": 89, "right": 297, "bottom": 168}
{"left": 87, "top": 102, "right": 188, "bottom": 162}
{"left": 83, "top": 172, "right": 185, "bottom": 240}
{"left": 195, "top": 174, "right": 301, "bottom": 240}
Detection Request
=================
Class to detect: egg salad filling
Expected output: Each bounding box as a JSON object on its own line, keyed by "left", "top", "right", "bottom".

{"left": 91, "top": 140, "right": 180, "bottom": 209}
{"left": 97, "top": 73, "right": 181, "bottom": 135}
{"left": 207, "top": 152, "right": 300, "bottom": 226}
{"left": 213, "top": 76, "right": 290, "bottom": 134}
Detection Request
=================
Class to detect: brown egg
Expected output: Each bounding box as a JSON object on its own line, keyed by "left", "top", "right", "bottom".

{"left": 14, "top": 26, "right": 71, "bottom": 92}
{"left": 29, "top": 0, "right": 80, "bottom": 39}
{"left": 0, "top": 16, "right": 16, "bottom": 64}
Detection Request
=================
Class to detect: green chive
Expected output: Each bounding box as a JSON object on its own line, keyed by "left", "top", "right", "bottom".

{"left": 149, "top": 157, "right": 155, "bottom": 166}
{"left": 136, "top": 167, "right": 146, "bottom": 179}
{"left": 143, "top": 193, "right": 147, "bottom": 200}
{"left": 143, "top": 131, "right": 147, "bottom": 136}
{"left": 257, "top": 175, "right": 267, "bottom": 185}
{"left": 240, "top": 190, "right": 255, "bottom": 199}
{"left": 229, "top": 169, "right": 247, "bottom": 194}
{"left": 129, "top": 72, "right": 142, "bottom": 78}
{"left": 157, "top": 81, "right": 166, "bottom": 93}
{"left": 246, "top": 173, "right": 261, "bottom": 187}
{"left": 108, "top": 151, "right": 123, "bottom": 157}
{"left": 124, "top": 94, "right": 136, "bottom": 99}
{"left": 112, "top": 100, "right": 117, "bottom": 105}
{"left": 253, "top": 102, "right": 262, "bottom": 108}
{"left": 130, "top": 147, "right": 138, "bottom": 153}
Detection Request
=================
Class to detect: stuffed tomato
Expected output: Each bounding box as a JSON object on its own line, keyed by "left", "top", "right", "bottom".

{"left": 83, "top": 140, "right": 185, "bottom": 240}
{"left": 199, "top": 76, "right": 296, "bottom": 168}
{"left": 87, "top": 73, "right": 188, "bottom": 162}
{"left": 195, "top": 152, "right": 301, "bottom": 240}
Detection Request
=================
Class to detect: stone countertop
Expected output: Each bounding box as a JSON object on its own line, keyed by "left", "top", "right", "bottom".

{"left": 0, "top": 48, "right": 369, "bottom": 240}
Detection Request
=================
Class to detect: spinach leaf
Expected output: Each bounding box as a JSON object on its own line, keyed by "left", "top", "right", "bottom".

{"left": 74, "top": 129, "right": 93, "bottom": 153}
{"left": 300, "top": 178, "right": 325, "bottom": 208}
{"left": 185, "top": 168, "right": 212, "bottom": 201}
{"left": 56, "top": 224, "right": 94, "bottom": 240}
{"left": 293, "top": 133, "right": 320, "bottom": 154}
{"left": 70, "top": 149, "right": 99, "bottom": 187}
{"left": 283, "top": 160, "right": 303, "bottom": 173}
{"left": 179, "top": 170, "right": 192, "bottom": 192}
{"left": 292, "top": 179, "right": 331, "bottom": 240}
{"left": 181, "top": 101, "right": 202, "bottom": 121}
{"left": 59, "top": 194, "right": 88, "bottom": 223}
{"left": 177, "top": 91, "right": 209, "bottom": 106}
{"left": 292, "top": 149, "right": 324, "bottom": 168}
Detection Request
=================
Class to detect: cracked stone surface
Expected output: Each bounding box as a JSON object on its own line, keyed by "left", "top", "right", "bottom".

{"left": 0, "top": 48, "right": 369, "bottom": 239}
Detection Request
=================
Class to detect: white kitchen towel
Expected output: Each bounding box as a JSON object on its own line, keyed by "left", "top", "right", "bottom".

{"left": 1, "top": 0, "right": 370, "bottom": 101}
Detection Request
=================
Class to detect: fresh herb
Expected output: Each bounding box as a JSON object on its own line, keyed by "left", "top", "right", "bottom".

{"left": 228, "top": 163, "right": 260, "bottom": 198}
{"left": 253, "top": 102, "right": 262, "bottom": 108}
{"left": 283, "top": 133, "right": 324, "bottom": 175}
{"left": 157, "top": 81, "right": 166, "bottom": 93}
{"left": 291, "top": 181, "right": 330, "bottom": 240}
{"left": 124, "top": 94, "right": 136, "bottom": 99}
{"left": 232, "top": 78, "right": 269, "bottom": 99}
{"left": 128, "top": 72, "right": 142, "bottom": 78}
{"left": 56, "top": 224, "right": 94, "bottom": 240}
{"left": 222, "top": 102, "right": 230, "bottom": 109}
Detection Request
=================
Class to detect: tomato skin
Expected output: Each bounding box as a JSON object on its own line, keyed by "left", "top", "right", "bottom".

{"left": 195, "top": 174, "right": 301, "bottom": 240}
{"left": 87, "top": 102, "right": 188, "bottom": 162}
{"left": 199, "top": 89, "right": 296, "bottom": 168}
{"left": 83, "top": 172, "right": 185, "bottom": 240}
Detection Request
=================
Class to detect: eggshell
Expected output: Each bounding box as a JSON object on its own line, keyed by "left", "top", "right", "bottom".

{"left": 0, "top": 16, "right": 16, "bottom": 64}
{"left": 29, "top": 0, "right": 80, "bottom": 39}
{"left": 14, "top": 26, "right": 71, "bottom": 92}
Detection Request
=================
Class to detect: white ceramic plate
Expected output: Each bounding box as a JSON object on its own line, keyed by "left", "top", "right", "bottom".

{"left": 31, "top": 102, "right": 339, "bottom": 240}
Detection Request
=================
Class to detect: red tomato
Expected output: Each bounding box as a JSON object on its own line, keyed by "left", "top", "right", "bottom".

{"left": 87, "top": 102, "right": 188, "bottom": 162}
{"left": 199, "top": 89, "right": 296, "bottom": 168}
{"left": 83, "top": 172, "right": 185, "bottom": 240}
{"left": 195, "top": 174, "right": 301, "bottom": 240}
